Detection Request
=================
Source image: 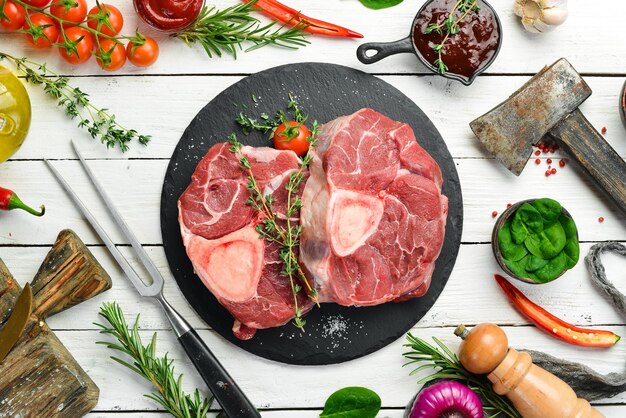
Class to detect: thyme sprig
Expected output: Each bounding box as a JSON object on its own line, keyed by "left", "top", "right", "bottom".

{"left": 403, "top": 333, "right": 521, "bottom": 418}
{"left": 175, "top": 2, "right": 309, "bottom": 59}
{"left": 95, "top": 302, "right": 213, "bottom": 418}
{"left": 0, "top": 52, "right": 149, "bottom": 151}
{"left": 228, "top": 122, "right": 319, "bottom": 330}
{"left": 423, "top": 0, "right": 480, "bottom": 74}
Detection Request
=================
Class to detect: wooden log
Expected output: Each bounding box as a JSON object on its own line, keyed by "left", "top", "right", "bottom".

{"left": 0, "top": 230, "right": 112, "bottom": 418}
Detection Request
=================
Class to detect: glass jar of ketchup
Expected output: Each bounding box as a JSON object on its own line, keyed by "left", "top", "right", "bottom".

{"left": 134, "top": 0, "right": 205, "bottom": 31}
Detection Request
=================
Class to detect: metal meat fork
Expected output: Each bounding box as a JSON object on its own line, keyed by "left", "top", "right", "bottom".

{"left": 45, "top": 141, "right": 260, "bottom": 418}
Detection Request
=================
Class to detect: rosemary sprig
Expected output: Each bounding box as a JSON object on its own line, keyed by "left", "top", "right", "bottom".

{"left": 403, "top": 333, "right": 522, "bottom": 418}
{"left": 175, "top": 2, "right": 309, "bottom": 59}
{"left": 0, "top": 52, "right": 149, "bottom": 151}
{"left": 423, "top": 0, "right": 480, "bottom": 74}
{"left": 95, "top": 302, "right": 213, "bottom": 418}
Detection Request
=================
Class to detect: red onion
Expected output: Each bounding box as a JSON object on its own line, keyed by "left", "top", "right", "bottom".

{"left": 409, "top": 381, "right": 482, "bottom": 418}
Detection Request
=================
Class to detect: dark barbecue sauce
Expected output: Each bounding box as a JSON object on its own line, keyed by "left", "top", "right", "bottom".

{"left": 413, "top": 0, "right": 499, "bottom": 82}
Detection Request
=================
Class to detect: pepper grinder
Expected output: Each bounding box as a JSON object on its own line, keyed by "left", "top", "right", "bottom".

{"left": 454, "top": 323, "right": 604, "bottom": 418}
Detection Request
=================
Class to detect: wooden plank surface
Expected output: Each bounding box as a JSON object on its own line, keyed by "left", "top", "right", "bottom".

{"left": 1, "top": 0, "right": 625, "bottom": 75}
{"left": 1, "top": 0, "right": 625, "bottom": 415}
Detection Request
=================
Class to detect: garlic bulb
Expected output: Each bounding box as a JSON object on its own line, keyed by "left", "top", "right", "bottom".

{"left": 513, "top": 0, "right": 568, "bottom": 33}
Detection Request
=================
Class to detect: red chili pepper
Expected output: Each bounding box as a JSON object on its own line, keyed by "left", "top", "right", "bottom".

{"left": 0, "top": 187, "right": 45, "bottom": 217}
{"left": 495, "top": 274, "right": 620, "bottom": 347}
{"left": 243, "top": 0, "right": 363, "bottom": 38}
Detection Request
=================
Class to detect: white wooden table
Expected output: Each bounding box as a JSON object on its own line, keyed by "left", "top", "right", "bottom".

{"left": 1, "top": 1, "right": 626, "bottom": 416}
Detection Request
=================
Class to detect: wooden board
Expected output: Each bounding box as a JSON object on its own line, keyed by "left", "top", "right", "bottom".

{"left": 160, "top": 62, "right": 463, "bottom": 365}
{"left": 0, "top": 230, "right": 111, "bottom": 417}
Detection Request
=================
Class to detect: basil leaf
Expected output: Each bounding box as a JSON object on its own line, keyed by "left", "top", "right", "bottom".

{"left": 320, "top": 387, "right": 381, "bottom": 418}
{"left": 524, "top": 221, "right": 566, "bottom": 259}
{"left": 517, "top": 203, "right": 543, "bottom": 233}
{"left": 498, "top": 219, "right": 528, "bottom": 261}
{"left": 532, "top": 198, "right": 562, "bottom": 225}
{"left": 359, "top": 0, "right": 404, "bottom": 10}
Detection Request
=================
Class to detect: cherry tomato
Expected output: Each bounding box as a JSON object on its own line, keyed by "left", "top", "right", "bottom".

{"left": 87, "top": 3, "right": 123, "bottom": 36}
{"left": 126, "top": 37, "right": 159, "bottom": 68}
{"left": 23, "top": 13, "right": 59, "bottom": 48}
{"left": 96, "top": 39, "right": 126, "bottom": 71}
{"left": 21, "top": 0, "right": 52, "bottom": 7}
{"left": 0, "top": 1, "right": 26, "bottom": 31}
{"left": 58, "top": 26, "right": 94, "bottom": 64}
{"left": 50, "top": 0, "right": 87, "bottom": 26}
{"left": 273, "top": 121, "right": 311, "bottom": 156}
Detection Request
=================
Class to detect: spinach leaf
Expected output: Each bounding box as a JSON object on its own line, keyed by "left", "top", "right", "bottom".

{"left": 532, "top": 198, "right": 562, "bottom": 225}
{"left": 496, "top": 199, "right": 579, "bottom": 284}
{"left": 359, "top": 0, "right": 404, "bottom": 9}
{"left": 524, "top": 221, "right": 566, "bottom": 259}
{"left": 503, "top": 258, "right": 528, "bottom": 279}
{"left": 498, "top": 219, "right": 528, "bottom": 261}
{"left": 520, "top": 254, "right": 548, "bottom": 272}
{"left": 510, "top": 213, "right": 529, "bottom": 244}
{"left": 534, "top": 252, "right": 567, "bottom": 283}
{"left": 516, "top": 203, "right": 543, "bottom": 233}
{"left": 320, "top": 387, "right": 381, "bottom": 418}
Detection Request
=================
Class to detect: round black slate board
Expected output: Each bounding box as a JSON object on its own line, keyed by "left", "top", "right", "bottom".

{"left": 161, "top": 62, "right": 463, "bottom": 365}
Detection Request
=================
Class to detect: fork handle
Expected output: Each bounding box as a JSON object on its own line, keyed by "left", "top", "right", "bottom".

{"left": 157, "top": 297, "right": 260, "bottom": 418}
{"left": 178, "top": 329, "right": 261, "bottom": 418}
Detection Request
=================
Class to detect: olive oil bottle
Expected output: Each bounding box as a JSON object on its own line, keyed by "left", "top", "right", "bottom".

{"left": 0, "top": 66, "right": 30, "bottom": 162}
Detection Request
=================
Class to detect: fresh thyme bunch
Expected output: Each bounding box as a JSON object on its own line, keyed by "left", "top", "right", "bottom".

{"left": 96, "top": 302, "right": 213, "bottom": 418}
{"left": 403, "top": 333, "right": 521, "bottom": 418}
{"left": 0, "top": 52, "right": 149, "bottom": 151}
{"left": 423, "top": 0, "right": 480, "bottom": 74}
{"left": 175, "top": 1, "right": 309, "bottom": 59}
{"left": 228, "top": 124, "right": 319, "bottom": 330}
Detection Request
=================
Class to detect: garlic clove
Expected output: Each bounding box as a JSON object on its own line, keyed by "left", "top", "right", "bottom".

{"left": 542, "top": 7, "right": 568, "bottom": 26}
{"left": 514, "top": 0, "right": 568, "bottom": 33}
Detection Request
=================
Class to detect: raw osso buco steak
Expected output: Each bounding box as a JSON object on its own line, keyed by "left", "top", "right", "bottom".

{"left": 178, "top": 109, "right": 448, "bottom": 339}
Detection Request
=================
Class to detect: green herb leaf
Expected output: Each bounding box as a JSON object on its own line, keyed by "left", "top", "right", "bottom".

{"left": 532, "top": 198, "right": 562, "bottom": 225}
{"left": 358, "top": 0, "right": 404, "bottom": 9}
{"left": 320, "top": 387, "right": 381, "bottom": 418}
{"left": 524, "top": 221, "right": 566, "bottom": 259}
{"left": 533, "top": 251, "right": 568, "bottom": 283}
{"left": 498, "top": 219, "right": 528, "bottom": 261}
{"left": 520, "top": 254, "right": 548, "bottom": 272}
{"left": 516, "top": 203, "right": 543, "bottom": 233}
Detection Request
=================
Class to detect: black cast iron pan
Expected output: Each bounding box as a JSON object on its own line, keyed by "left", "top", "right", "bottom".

{"left": 356, "top": 0, "right": 502, "bottom": 86}
{"left": 161, "top": 62, "right": 463, "bottom": 365}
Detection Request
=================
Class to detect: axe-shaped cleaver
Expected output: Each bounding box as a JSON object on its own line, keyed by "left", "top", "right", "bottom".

{"left": 470, "top": 58, "right": 626, "bottom": 214}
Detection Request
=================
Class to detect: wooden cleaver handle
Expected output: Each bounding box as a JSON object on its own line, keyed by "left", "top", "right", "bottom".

{"left": 31, "top": 229, "right": 112, "bottom": 319}
{"left": 549, "top": 109, "right": 626, "bottom": 214}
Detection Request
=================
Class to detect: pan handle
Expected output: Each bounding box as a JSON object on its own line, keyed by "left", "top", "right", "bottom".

{"left": 356, "top": 36, "right": 414, "bottom": 65}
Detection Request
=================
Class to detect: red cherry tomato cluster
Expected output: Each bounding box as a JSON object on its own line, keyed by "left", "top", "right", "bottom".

{"left": 1, "top": 0, "right": 160, "bottom": 70}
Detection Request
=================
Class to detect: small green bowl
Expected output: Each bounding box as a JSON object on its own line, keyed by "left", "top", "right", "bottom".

{"left": 491, "top": 199, "right": 577, "bottom": 284}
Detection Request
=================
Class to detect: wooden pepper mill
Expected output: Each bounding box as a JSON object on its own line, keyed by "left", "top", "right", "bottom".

{"left": 454, "top": 323, "right": 604, "bottom": 418}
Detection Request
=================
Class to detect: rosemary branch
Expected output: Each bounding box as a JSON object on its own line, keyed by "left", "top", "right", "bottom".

{"left": 0, "top": 52, "right": 149, "bottom": 151}
{"left": 175, "top": 2, "right": 309, "bottom": 59}
{"left": 423, "top": 0, "right": 480, "bottom": 74}
{"left": 95, "top": 302, "right": 213, "bottom": 418}
{"left": 403, "top": 333, "right": 522, "bottom": 418}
